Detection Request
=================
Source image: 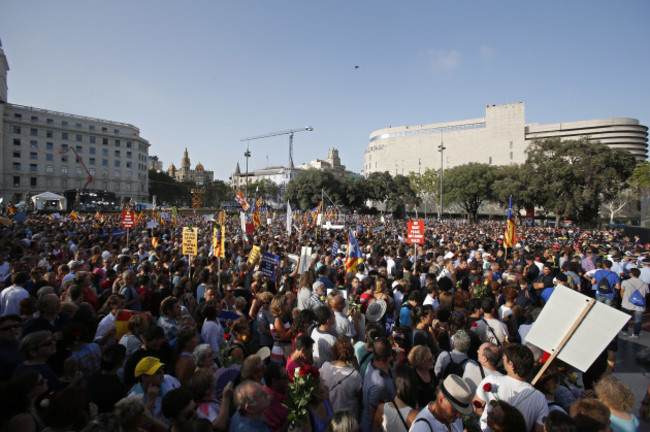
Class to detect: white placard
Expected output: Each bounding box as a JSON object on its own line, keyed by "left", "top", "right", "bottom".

{"left": 287, "top": 254, "right": 299, "bottom": 264}
{"left": 240, "top": 212, "right": 246, "bottom": 233}
{"left": 525, "top": 286, "right": 630, "bottom": 372}
{"left": 146, "top": 220, "right": 158, "bottom": 229}
{"left": 298, "top": 246, "right": 312, "bottom": 274}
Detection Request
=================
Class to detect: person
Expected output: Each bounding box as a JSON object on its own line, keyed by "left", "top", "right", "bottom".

{"left": 128, "top": 356, "right": 180, "bottom": 423}
{"left": 570, "top": 398, "right": 612, "bottom": 432}
{"left": 256, "top": 291, "right": 275, "bottom": 348}
{"left": 230, "top": 380, "right": 272, "bottom": 432}
{"left": 0, "top": 369, "right": 48, "bottom": 432}
{"left": 0, "top": 313, "right": 25, "bottom": 381}
{"left": 262, "top": 362, "right": 291, "bottom": 432}
{"left": 0, "top": 271, "right": 29, "bottom": 316}
{"left": 225, "top": 316, "right": 252, "bottom": 364}
{"left": 123, "top": 324, "right": 171, "bottom": 387}
{"left": 241, "top": 354, "right": 265, "bottom": 383}
{"left": 320, "top": 337, "right": 363, "bottom": 419}
{"left": 185, "top": 368, "right": 233, "bottom": 430}
{"left": 354, "top": 323, "right": 382, "bottom": 379}
{"left": 360, "top": 337, "right": 395, "bottom": 432}
{"left": 475, "top": 342, "right": 503, "bottom": 379}
{"left": 325, "top": 410, "right": 358, "bottom": 432}
{"left": 119, "top": 313, "right": 149, "bottom": 363}
{"left": 407, "top": 345, "right": 437, "bottom": 410}
{"left": 543, "top": 410, "right": 578, "bottom": 432}
{"left": 474, "top": 296, "right": 509, "bottom": 346}
{"left": 270, "top": 294, "right": 292, "bottom": 364}
{"left": 174, "top": 326, "right": 200, "bottom": 385}
{"left": 434, "top": 330, "right": 482, "bottom": 389}
{"left": 121, "top": 270, "right": 144, "bottom": 311}
{"left": 311, "top": 306, "right": 338, "bottom": 368}
{"left": 620, "top": 267, "right": 648, "bottom": 338}
{"left": 373, "top": 363, "right": 418, "bottom": 432}
{"left": 485, "top": 400, "right": 527, "bottom": 432}
{"left": 287, "top": 334, "right": 314, "bottom": 378}
{"left": 412, "top": 304, "right": 440, "bottom": 356}
{"left": 309, "top": 281, "right": 327, "bottom": 310}
{"left": 93, "top": 294, "right": 124, "bottom": 345}
{"left": 591, "top": 260, "right": 621, "bottom": 306}
{"left": 161, "top": 387, "right": 198, "bottom": 432}
{"left": 331, "top": 294, "right": 357, "bottom": 340}
{"left": 473, "top": 344, "right": 549, "bottom": 432}
{"left": 158, "top": 296, "right": 182, "bottom": 342}
{"left": 594, "top": 375, "right": 640, "bottom": 432}
{"left": 62, "top": 321, "right": 102, "bottom": 386}
{"left": 409, "top": 375, "right": 474, "bottom": 432}
{"left": 87, "top": 343, "right": 127, "bottom": 413}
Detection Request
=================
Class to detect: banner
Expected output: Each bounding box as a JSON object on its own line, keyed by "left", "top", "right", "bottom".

{"left": 260, "top": 252, "right": 279, "bottom": 281}
{"left": 248, "top": 245, "right": 261, "bottom": 265}
{"left": 235, "top": 190, "right": 250, "bottom": 211}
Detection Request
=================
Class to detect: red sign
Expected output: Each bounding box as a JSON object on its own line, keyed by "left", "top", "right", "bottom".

{"left": 121, "top": 211, "right": 136, "bottom": 228}
{"left": 407, "top": 220, "right": 424, "bottom": 244}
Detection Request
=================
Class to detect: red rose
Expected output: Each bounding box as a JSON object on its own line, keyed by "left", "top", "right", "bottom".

{"left": 473, "top": 400, "right": 484, "bottom": 409}
{"left": 299, "top": 368, "right": 307, "bottom": 377}
{"left": 483, "top": 383, "right": 492, "bottom": 392}
{"left": 472, "top": 322, "right": 478, "bottom": 328}
{"left": 224, "top": 333, "right": 232, "bottom": 341}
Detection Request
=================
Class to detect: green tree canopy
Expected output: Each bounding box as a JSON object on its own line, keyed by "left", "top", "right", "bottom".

{"left": 443, "top": 163, "right": 496, "bottom": 224}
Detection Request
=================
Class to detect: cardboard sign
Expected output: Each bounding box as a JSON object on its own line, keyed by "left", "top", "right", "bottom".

{"left": 407, "top": 220, "right": 424, "bottom": 244}
{"left": 260, "top": 252, "right": 279, "bottom": 281}
{"left": 525, "top": 286, "right": 630, "bottom": 372}
{"left": 182, "top": 227, "right": 198, "bottom": 256}
{"left": 247, "top": 245, "right": 261, "bottom": 265}
{"left": 121, "top": 211, "right": 136, "bottom": 228}
{"left": 298, "top": 246, "right": 312, "bottom": 274}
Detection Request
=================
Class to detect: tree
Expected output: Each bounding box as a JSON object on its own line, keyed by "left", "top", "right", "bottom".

{"left": 202, "top": 180, "right": 232, "bottom": 207}
{"left": 492, "top": 164, "right": 542, "bottom": 215}
{"left": 246, "top": 179, "right": 281, "bottom": 203}
{"left": 285, "top": 169, "right": 341, "bottom": 210}
{"left": 364, "top": 172, "right": 418, "bottom": 217}
{"left": 148, "top": 169, "right": 188, "bottom": 206}
{"left": 443, "top": 163, "right": 496, "bottom": 224}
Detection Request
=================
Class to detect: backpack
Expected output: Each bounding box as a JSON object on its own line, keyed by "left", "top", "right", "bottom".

{"left": 565, "top": 272, "right": 577, "bottom": 290}
{"left": 439, "top": 354, "right": 470, "bottom": 380}
{"left": 597, "top": 274, "right": 613, "bottom": 294}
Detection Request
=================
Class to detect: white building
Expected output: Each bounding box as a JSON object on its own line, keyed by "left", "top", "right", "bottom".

{"left": 364, "top": 102, "right": 648, "bottom": 176}
{"left": 0, "top": 40, "right": 150, "bottom": 204}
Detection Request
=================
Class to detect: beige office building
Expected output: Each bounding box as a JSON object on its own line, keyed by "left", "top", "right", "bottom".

{"left": 0, "top": 41, "right": 150, "bottom": 204}
{"left": 364, "top": 102, "right": 648, "bottom": 176}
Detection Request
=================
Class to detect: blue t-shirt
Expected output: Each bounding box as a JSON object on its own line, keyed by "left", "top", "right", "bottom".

{"left": 609, "top": 413, "right": 640, "bottom": 432}
{"left": 593, "top": 269, "right": 620, "bottom": 298}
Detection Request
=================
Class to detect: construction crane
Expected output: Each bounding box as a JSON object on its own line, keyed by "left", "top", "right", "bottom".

{"left": 240, "top": 126, "right": 313, "bottom": 195}
{"left": 59, "top": 146, "right": 94, "bottom": 189}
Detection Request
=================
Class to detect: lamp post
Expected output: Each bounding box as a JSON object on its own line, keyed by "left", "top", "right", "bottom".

{"left": 438, "top": 140, "right": 446, "bottom": 221}
{"left": 244, "top": 148, "right": 251, "bottom": 196}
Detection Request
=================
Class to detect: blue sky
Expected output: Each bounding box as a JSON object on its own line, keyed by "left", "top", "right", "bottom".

{"left": 1, "top": 1, "right": 648, "bottom": 181}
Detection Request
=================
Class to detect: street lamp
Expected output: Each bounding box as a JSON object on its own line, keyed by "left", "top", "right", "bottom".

{"left": 244, "top": 148, "right": 252, "bottom": 196}
{"left": 438, "top": 140, "right": 446, "bottom": 220}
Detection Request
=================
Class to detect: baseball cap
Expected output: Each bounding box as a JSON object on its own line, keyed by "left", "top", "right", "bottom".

{"left": 134, "top": 356, "right": 164, "bottom": 377}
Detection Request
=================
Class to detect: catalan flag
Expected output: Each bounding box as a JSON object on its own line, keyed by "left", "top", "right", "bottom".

{"left": 69, "top": 210, "right": 79, "bottom": 221}
{"left": 344, "top": 231, "right": 364, "bottom": 274}
{"left": 95, "top": 211, "right": 104, "bottom": 223}
{"left": 252, "top": 211, "right": 261, "bottom": 228}
{"left": 504, "top": 196, "right": 516, "bottom": 249}
{"left": 151, "top": 237, "right": 159, "bottom": 248}
{"left": 7, "top": 204, "right": 17, "bottom": 215}
{"left": 135, "top": 212, "right": 144, "bottom": 224}
{"left": 256, "top": 197, "right": 263, "bottom": 211}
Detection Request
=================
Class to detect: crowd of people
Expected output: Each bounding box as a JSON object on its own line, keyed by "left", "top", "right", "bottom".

{"left": 0, "top": 210, "right": 649, "bottom": 432}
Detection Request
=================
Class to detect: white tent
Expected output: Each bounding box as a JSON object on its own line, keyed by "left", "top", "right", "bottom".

{"left": 32, "top": 192, "right": 67, "bottom": 211}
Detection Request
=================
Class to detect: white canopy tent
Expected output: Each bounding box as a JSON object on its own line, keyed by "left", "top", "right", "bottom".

{"left": 32, "top": 192, "right": 67, "bottom": 211}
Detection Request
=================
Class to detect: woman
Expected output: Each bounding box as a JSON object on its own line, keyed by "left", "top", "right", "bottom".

{"left": 372, "top": 279, "right": 393, "bottom": 314}
{"left": 320, "top": 338, "right": 362, "bottom": 419}
{"left": 185, "top": 368, "right": 232, "bottom": 431}
{"left": 256, "top": 291, "right": 275, "bottom": 349}
{"left": 287, "top": 334, "right": 314, "bottom": 378}
{"left": 594, "top": 375, "right": 640, "bottom": 432}
{"left": 412, "top": 305, "right": 439, "bottom": 356}
{"left": 119, "top": 313, "right": 149, "bottom": 363}
{"left": 407, "top": 345, "right": 437, "bottom": 410}
{"left": 373, "top": 364, "right": 418, "bottom": 432}
{"left": 196, "top": 268, "right": 212, "bottom": 303}
{"left": 174, "top": 326, "right": 200, "bottom": 385}
{"left": 193, "top": 344, "right": 216, "bottom": 371}
{"left": 0, "top": 369, "right": 48, "bottom": 432}
{"left": 225, "top": 316, "right": 252, "bottom": 364}
{"left": 221, "top": 284, "right": 237, "bottom": 312}
{"left": 270, "top": 294, "right": 292, "bottom": 364}
{"left": 498, "top": 286, "right": 518, "bottom": 323}
{"left": 307, "top": 376, "right": 334, "bottom": 432}
{"left": 62, "top": 322, "right": 102, "bottom": 386}
{"left": 486, "top": 400, "right": 527, "bottom": 432}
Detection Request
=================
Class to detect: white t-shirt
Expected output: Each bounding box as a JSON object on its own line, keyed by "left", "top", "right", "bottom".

{"left": 94, "top": 312, "right": 116, "bottom": 342}
{"left": 296, "top": 287, "right": 311, "bottom": 310}
{"left": 475, "top": 317, "right": 509, "bottom": 345}
{"left": 475, "top": 374, "right": 549, "bottom": 432}
{"left": 311, "top": 328, "right": 337, "bottom": 368}
{"left": 498, "top": 305, "right": 513, "bottom": 320}
{"left": 201, "top": 319, "right": 225, "bottom": 355}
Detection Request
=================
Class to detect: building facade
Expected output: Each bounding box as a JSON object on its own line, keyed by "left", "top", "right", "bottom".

{"left": 166, "top": 148, "right": 214, "bottom": 185}
{"left": 297, "top": 148, "right": 354, "bottom": 178}
{"left": 364, "top": 103, "right": 648, "bottom": 176}
{"left": 0, "top": 41, "right": 150, "bottom": 204}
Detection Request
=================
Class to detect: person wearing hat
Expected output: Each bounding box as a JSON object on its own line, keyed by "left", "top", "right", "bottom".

{"left": 127, "top": 356, "right": 180, "bottom": 422}
{"left": 409, "top": 375, "right": 474, "bottom": 432}
{"left": 640, "top": 258, "right": 650, "bottom": 286}
{"left": 473, "top": 344, "right": 548, "bottom": 432}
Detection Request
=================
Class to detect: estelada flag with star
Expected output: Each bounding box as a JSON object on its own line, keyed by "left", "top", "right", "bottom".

{"left": 344, "top": 231, "right": 364, "bottom": 274}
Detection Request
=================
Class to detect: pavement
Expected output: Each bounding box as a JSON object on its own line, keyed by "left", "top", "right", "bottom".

{"left": 613, "top": 310, "right": 650, "bottom": 431}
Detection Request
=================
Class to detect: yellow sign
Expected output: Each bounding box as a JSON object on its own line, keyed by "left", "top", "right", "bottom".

{"left": 182, "top": 227, "right": 198, "bottom": 256}
{"left": 247, "top": 245, "right": 261, "bottom": 265}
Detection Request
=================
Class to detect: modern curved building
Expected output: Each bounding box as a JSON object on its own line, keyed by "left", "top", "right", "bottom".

{"left": 364, "top": 103, "right": 648, "bottom": 176}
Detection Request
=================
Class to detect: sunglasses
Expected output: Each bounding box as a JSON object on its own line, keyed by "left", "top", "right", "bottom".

{"left": 0, "top": 323, "right": 22, "bottom": 331}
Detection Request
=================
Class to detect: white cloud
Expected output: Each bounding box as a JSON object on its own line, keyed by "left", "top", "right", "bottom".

{"left": 480, "top": 45, "right": 495, "bottom": 60}
{"left": 428, "top": 48, "right": 461, "bottom": 72}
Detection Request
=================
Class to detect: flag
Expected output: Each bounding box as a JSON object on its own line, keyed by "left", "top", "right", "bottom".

{"left": 235, "top": 190, "right": 250, "bottom": 211}
{"left": 218, "top": 210, "right": 226, "bottom": 226}
{"left": 256, "top": 197, "right": 263, "bottom": 211}
{"left": 344, "top": 231, "right": 364, "bottom": 274}
{"left": 95, "top": 211, "right": 104, "bottom": 223}
{"left": 316, "top": 201, "right": 322, "bottom": 215}
{"left": 135, "top": 212, "right": 143, "bottom": 224}
{"left": 152, "top": 237, "right": 159, "bottom": 248}
{"left": 7, "top": 204, "right": 17, "bottom": 215}
{"left": 252, "top": 210, "right": 261, "bottom": 228}
{"left": 69, "top": 210, "right": 79, "bottom": 221}
{"left": 286, "top": 202, "right": 293, "bottom": 235}
{"left": 504, "top": 196, "right": 516, "bottom": 248}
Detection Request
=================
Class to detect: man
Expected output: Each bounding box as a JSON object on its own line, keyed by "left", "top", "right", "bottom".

{"left": 473, "top": 344, "right": 548, "bottom": 432}
{"left": 93, "top": 294, "right": 124, "bottom": 344}
{"left": 124, "top": 325, "right": 171, "bottom": 387}
{"left": 200, "top": 302, "right": 224, "bottom": 355}
{"left": 161, "top": 388, "right": 197, "bottom": 432}
{"left": 360, "top": 337, "right": 395, "bottom": 432}
{"left": 316, "top": 265, "right": 334, "bottom": 289}
{"left": 263, "top": 362, "right": 291, "bottom": 432}
{"left": 591, "top": 260, "right": 620, "bottom": 306}
{"left": 474, "top": 296, "right": 508, "bottom": 346}
{"left": 639, "top": 260, "right": 650, "bottom": 285}
{"left": 476, "top": 342, "right": 503, "bottom": 379}
{"left": 308, "top": 281, "right": 326, "bottom": 310}
{"left": 434, "top": 330, "right": 481, "bottom": 388}
{"left": 581, "top": 251, "right": 597, "bottom": 273}
{"left": 331, "top": 294, "right": 357, "bottom": 340}
{"left": 120, "top": 270, "right": 143, "bottom": 311}
{"left": 410, "top": 375, "right": 474, "bottom": 432}
{"left": 230, "top": 380, "right": 272, "bottom": 432}
{"left": 0, "top": 272, "right": 29, "bottom": 317}
{"left": 128, "top": 356, "right": 180, "bottom": 423}
{"left": 0, "top": 314, "right": 24, "bottom": 381}
{"left": 620, "top": 267, "right": 649, "bottom": 338}
{"left": 311, "top": 306, "right": 337, "bottom": 367}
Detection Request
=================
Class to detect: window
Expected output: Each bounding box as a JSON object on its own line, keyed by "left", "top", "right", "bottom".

{"left": 12, "top": 126, "right": 21, "bottom": 134}
{"left": 13, "top": 176, "right": 20, "bottom": 186}
{"left": 30, "top": 177, "right": 37, "bottom": 187}
{"left": 30, "top": 164, "right": 38, "bottom": 172}
{"left": 89, "top": 147, "right": 96, "bottom": 154}
{"left": 47, "top": 118, "right": 53, "bottom": 124}
{"left": 510, "top": 141, "right": 513, "bottom": 149}
{"left": 46, "top": 165, "right": 53, "bottom": 173}
{"left": 76, "top": 167, "right": 82, "bottom": 175}
{"left": 13, "top": 138, "right": 21, "bottom": 146}
{"left": 89, "top": 158, "right": 95, "bottom": 165}
{"left": 102, "top": 149, "right": 108, "bottom": 156}
{"left": 102, "top": 127, "right": 107, "bottom": 132}
{"left": 61, "top": 166, "right": 68, "bottom": 174}
{"left": 114, "top": 171, "right": 120, "bottom": 177}
{"left": 115, "top": 140, "right": 120, "bottom": 147}
{"left": 89, "top": 168, "right": 95, "bottom": 176}
{"left": 13, "top": 150, "right": 20, "bottom": 158}
{"left": 30, "top": 140, "right": 38, "bottom": 149}
{"left": 13, "top": 163, "right": 21, "bottom": 170}
{"left": 102, "top": 138, "right": 108, "bottom": 145}
{"left": 46, "top": 130, "right": 53, "bottom": 138}
{"left": 76, "top": 145, "right": 82, "bottom": 153}
{"left": 510, "top": 151, "right": 513, "bottom": 160}
{"left": 61, "top": 155, "right": 68, "bottom": 162}
{"left": 489, "top": 156, "right": 493, "bottom": 165}
{"left": 46, "top": 142, "right": 53, "bottom": 150}
{"left": 127, "top": 141, "right": 132, "bottom": 148}
{"left": 62, "top": 120, "right": 68, "bottom": 126}
{"left": 46, "top": 153, "right": 53, "bottom": 161}
{"left": 114, "top": 129, "right": 119, "bottom": 134}
{"left": 89, "top": 136, "right": 96, "bottom": 144}
{"left": 127, "top": 151, "right": 132, "bottom": 158}
{"left": 102, "top": 159, "right": 108, "bottom": 166}
{"left": 30, "top": 128, "right": 38, "bottom": 136}
{"left": 76, "top": 134, "right": 82, "bottom": 142}
{"left": 126, "top": 162, "right": 132, "bottom": 168}
{"left": 114, "top": 160, "right": 121, "bottom": 167}
{"left": 31, "top": 115, "right": 38, "bottom": 122}
{"left": 115, "top": 150, "right": 120, "bottom": 157}
{"left": 102, "top": 170, "right": 107, "bottom": 177}
{"left": 75, "top": 123, "right": 82, "bottom": 129}
{"left": 61, "top": 132, "right": 68, "bottom": 140}
{"left": 62, "top": 144, "right": 68, "bottom": 150}
{"left": 126, "top": 171, "right": 132, "bottom": 177}
{"left": 30, "top": 152, "right": 37, "bottom": 160}
{"left": 14, "top": 113, "right": 22, "bottom": 119}
{"left": 46, "top": 178, "right": 53, "bottom": 187}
